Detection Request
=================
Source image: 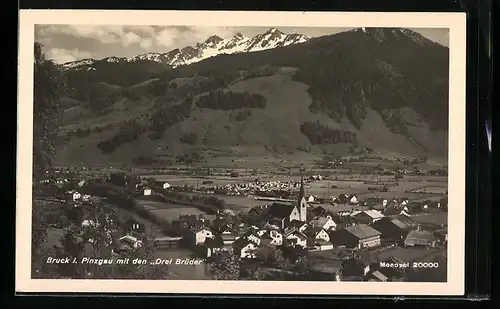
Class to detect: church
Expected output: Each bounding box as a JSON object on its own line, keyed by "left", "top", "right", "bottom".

{"left": 264, "top": 173, "right": 308, "bottom": 229}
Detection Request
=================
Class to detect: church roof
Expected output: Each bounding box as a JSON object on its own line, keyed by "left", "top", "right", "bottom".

{"left": 267, "top": 203, "right": 295, "bottom": 220}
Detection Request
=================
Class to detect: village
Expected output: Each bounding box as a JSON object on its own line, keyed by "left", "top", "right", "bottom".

{"left": 35, "top": 164, "right": 448, "bottom": 282}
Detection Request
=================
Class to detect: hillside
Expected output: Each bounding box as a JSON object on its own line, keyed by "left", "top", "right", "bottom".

{"left": 53, "top": 27, "right": 449, "bottom": 167}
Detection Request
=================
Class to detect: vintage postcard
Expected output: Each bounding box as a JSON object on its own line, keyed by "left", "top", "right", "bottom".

{"left": 17, "top": 10, "right": 466, "bottom": 295}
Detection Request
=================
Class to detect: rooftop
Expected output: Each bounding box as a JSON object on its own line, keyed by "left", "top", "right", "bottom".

{"left": 267, "top": 202, "right": 296, "bottom": 219}
{"left": 345, "top": 224, "right": 381, "bottom": 239}
{"left": 404, "top": 230, "right": 437, "bottom": 246}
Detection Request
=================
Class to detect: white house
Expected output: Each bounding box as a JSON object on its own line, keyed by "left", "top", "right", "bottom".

{"left": 188, "top": 228, "right": 214, "bottom": 245}
{"left": 81, "top": 219, "right": 99, "bottom": 228}
{"left": 119, "top": 234, "right": 143, "bottom": 249}
{"left": 284, "top": 230, "right": 308, "bottom": 248}
{"left": 68, "top": 190, "right": 82, "bottom": 201}
{"left": 268, "top": 230, "right": 283, "bottom": 245}
{"left": 349, "top": 195, "right": 359, "bottom": 204}
{"left": 234, "top": 239, "right": 259, "bottom": 259}
{"left": 309, "top": 216, "right": 337, "bottom": 231}
{"left": 307, "top": 195, "right": 316, "bottom": 203}
{"left": 162, "top": 182, "right": 171, "bottom": 189}
{"left": 304, "top": 227, "right": 331, "bottom": 246}
{"left": 143, "top": 188, "right": 152, "bottom": 196}
{"left": 247, "top": 233, "right": 266, "bottom": 246}
{"left": 286, "top": 220, "right": 309, "bottom": 233}
{"left": 315, "top": 240, "right": 334, "bottom": 251}
{"left": 82, "top": 194, "right": 92, "bottom": 202}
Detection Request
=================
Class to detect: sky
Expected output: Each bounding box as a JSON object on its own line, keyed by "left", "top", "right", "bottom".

{"left": 35, "top": 25, "right": 449, "bottom": 64}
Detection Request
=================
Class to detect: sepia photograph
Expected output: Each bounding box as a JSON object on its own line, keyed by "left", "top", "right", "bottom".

{"left": 17, "top": 10, "right": 466, "bottom": 295}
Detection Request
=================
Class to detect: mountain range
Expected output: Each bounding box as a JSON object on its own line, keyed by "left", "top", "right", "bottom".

{"left": 52, "top": 27, "right": 450, "bottom": 167}
{"left": 60, "top": 28, "right": 309, "bottom": 71}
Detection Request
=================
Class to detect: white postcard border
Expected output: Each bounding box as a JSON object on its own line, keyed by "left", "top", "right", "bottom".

{"left": 17, "top": 10, "right": 466, "bottom": 295}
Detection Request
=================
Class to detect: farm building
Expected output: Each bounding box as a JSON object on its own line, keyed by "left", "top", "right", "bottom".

{"left": 341, "top": 257, "right": 371, "bottom": 281}
{"left": 330, "top": 224, "right": 381, "bottom": 249}
{"left": 370, "top": 215, "right": 416, "bottom": 243}
{"left": 308, "top": 260, "right": 342, "bottom": 281}
{"left": 351, "top": 210, "right": 384, "bottom": 224}
{"left": 404, "top": 229, "right": 438, "bottom": 247}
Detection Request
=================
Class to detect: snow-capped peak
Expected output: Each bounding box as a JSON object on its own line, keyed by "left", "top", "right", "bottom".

{"left": 61, "top": 27, "right": 310, "bottom": 71}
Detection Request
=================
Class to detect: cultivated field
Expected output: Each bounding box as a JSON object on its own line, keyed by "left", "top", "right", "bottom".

{"left": 412, "top": 212, "right": 448, "bottom": 226}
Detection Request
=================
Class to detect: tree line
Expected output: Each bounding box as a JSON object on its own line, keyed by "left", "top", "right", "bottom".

{"left": 300, "top": 121, "right": 357, "bottom": 144}
{"left": 196, "top": 90, "right": 267, "bottom": 110}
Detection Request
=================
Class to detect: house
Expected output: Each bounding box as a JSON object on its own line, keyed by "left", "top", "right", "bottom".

{"left": 309, "top": 216, "right": 337, "bottom": 231}
{"left": 143, "top": 188, "right": 152, "bottom": 196}
{"left": 119, "top": 234, "right": 143, "bottom": 250}
{"left": 233, "top": 238, "right": 259, "bottom": 259}
{"left": 268, "top": 230, "right": 283, "bottom": 245}
{"left": 307, "top": 195, "right": 316, "bottom": 203}
{"left": 341, "top": 257, "right": 371, "bottom": 281}
{"left": 370, "top": 216, "right": 414, "bottom": 243}
{"left": 330, "top": 224, "right": 381, "bottom": 249}
{"left": 285, "top": 220, "right": 309, "bottom": 233}
{"left": 201, "top": 236, "right": 225, "bottom": 258}
{"left": 314, "top": 239, "right": 334, "bottom": 251}
{"left": 303, "top": 227, "right": 330, "bottom": 247}
{"left": 247, "top": 232, "right": 273, "bottom": 246}
{"left": 348, "top": 194, "right": 359, "bottom": 205}
{"left": 336, "top": 209, "right": 353, "bottom": 217}
{"left": 185, "top": 227, "right": 214, "bottom": 246}
{"left": 77, "top": 180, "right": 86, "bottom": 187}
{"left": 310, "top": 205, "right": 328, "bottom": 218}
{"left": 404, "top": 229, "right": 438, "bottom": 247}
{"left": 351, "top": 209, "right": 384, "bottom": 224}
{"left": 81, "top": 194, "right": 92, "bottom": 202}
{"left": 81, "top": 219, "right": 98, "bottom": 228}
{"left": 283, "top": 229, "right": 308, "bottom": 248}
{"left": 332, "top": 214, "right": 356, "bottom": 229}
{"left": 67, "top": 190, "right": 82, "bottom": 201}
{"left": 161, "top": 182, "right": 171, "bottom": 189}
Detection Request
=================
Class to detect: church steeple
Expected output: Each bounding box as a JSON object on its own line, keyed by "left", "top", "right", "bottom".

{"left": 298, "top": 169, "right": 305, "bottom": 203}
{"left": 298, "top": 167, "right": 307, "bottom": 222}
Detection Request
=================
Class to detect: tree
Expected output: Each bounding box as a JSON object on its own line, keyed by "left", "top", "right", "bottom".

{"left": 255, "top": 245, "right": 285, "bottom": 267}
{"left": 293, "top": 255, "right": 313, "bottom": 276}
{"left": 209, "top": 250, "right": 241, "bottom": 280}
{"left": 33, "top": 42, "right": 65, "bottom": 180}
